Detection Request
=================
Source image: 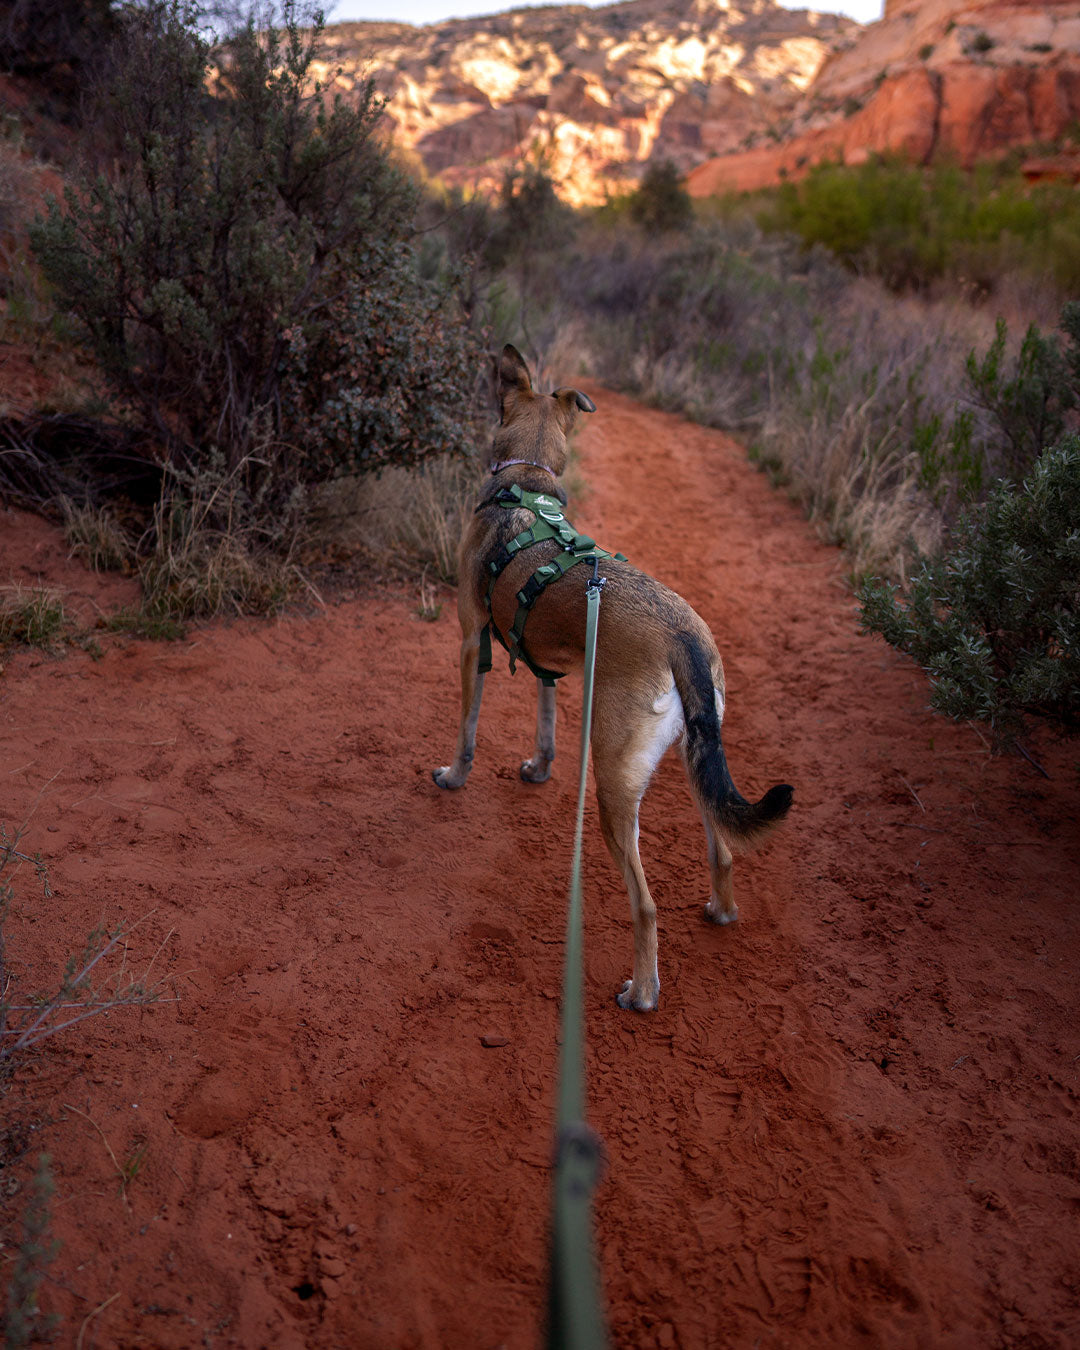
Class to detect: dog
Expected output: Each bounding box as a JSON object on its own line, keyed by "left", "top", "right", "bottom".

{"left": 434, "top": 344, "right": 793, "bottom": 1011}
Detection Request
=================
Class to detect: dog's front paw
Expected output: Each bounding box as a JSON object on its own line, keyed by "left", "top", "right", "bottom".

{"left": 704, "top": 899, "right": 739, "bottom": 926}
{"left": 615, "top": 978, "right": 659, "bottom": 1013}
{"left": 520, "top": 757, "right": 552, "bottom": 784}
{"left": 432, "top": 765, "right": 467, "bottom": 790}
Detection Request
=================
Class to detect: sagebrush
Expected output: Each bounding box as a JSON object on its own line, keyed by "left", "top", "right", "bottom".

{"left": 30, "top": 0, "right": 482, "bottom": 503}
{"left": 858, "top": 436, "right": 1080, "bottom": 739}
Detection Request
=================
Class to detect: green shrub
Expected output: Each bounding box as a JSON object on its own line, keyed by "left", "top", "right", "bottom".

{"left": 859, "top": 436, "right": 1080, "bottom": 738}
{"left": 279, "top": 239, "right": 480, "bottom": 477}
{"left": 912, "top": 309, "right": 1078, "bottom": 502}
{"left": 627, "top": 160, "right": 693, "bottom": 233}
{"left": 963, "top": 318, "right": 1074, "bottom": 478}
{"left": 489, "top": 161, "right": 576, "bottom": 269}
{"left": 29, "top": 1, "right": 479, "bottom": 502}
{"left": 752, "top": 155, "right": 1080, "bottom": 295}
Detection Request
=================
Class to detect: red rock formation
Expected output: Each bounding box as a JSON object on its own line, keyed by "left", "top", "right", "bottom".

{"left": 688, "top": 0, "right": 1080, "bottom": 195}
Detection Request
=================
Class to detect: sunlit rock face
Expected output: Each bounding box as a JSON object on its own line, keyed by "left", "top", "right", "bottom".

{"left": 687, "top": 0, "right": 1080, "bottom": 194}
{"left": 317, "top": 0, "right": 860, "bottom": 203}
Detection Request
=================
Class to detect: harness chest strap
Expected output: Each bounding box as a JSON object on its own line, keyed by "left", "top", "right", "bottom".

{"left": 480, "top": 484, "right": 626, "bottom": 685}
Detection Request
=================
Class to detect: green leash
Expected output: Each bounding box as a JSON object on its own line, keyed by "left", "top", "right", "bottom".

{"left": 547, "top": 567, "right": 610, "bottom": 1350}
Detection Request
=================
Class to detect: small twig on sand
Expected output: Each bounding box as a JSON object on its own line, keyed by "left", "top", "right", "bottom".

{"left": 1015, "top": 741, "right": 1050, "bottom": 779}
{"left": 75, "top": 1290, "right": 121, "bottom": 1350}
{"left": 63, "top": 1105, "right": 130, "bottom": 1207}
{"left": 898, "top": 776, "right": 925, "bottom": 812}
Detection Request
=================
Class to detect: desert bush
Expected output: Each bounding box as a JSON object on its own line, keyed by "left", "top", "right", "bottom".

{"left": 914, "top": 305, "right": 1080, "bottom": 506}
{"left": 963, "top": 318, "right": 1075, "bottom": 477}
{"left": 29, "top": 0, "right": 481, "bottom": 506}
{"left": 859, "top": 436, "right": 1080, "bottom": 738}
{"left": 488, "top": 161, "right": 577, "bottom": 271}
{"left": 912, "top": 309, "right": 1080, "bottom": 504}
{"left": 279, "top": 239, "right": 482, "bottom": 480}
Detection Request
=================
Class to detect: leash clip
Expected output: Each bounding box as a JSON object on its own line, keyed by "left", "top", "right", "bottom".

{"left": 587, "top": 556, "right": 605, "bottom": 591}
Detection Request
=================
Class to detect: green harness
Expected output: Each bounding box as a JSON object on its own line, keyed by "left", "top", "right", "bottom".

{"left": 478, "top": 483, "right": 626, "bottom": 686}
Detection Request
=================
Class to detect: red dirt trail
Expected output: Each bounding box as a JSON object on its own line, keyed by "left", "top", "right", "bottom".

{"left": 2, "top": 387, "right": 1079, "bottom": 1349}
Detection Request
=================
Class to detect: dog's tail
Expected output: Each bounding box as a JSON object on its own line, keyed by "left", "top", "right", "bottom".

{"left": 670, "top": 629, "right": 793, "bottom": 850}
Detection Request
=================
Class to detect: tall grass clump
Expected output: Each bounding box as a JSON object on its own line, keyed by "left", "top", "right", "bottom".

{"left": 61, "top": 499, "right": 133, "bottom": 573}
{"left": 0, "top": 585, "right": 67, "bottom": 650}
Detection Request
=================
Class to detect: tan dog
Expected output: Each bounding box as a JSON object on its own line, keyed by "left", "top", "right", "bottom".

{"left": 434, "top": 345, "right": 792, "bottom": 1011}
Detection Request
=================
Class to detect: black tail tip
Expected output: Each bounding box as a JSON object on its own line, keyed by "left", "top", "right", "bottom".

{"left": 761, "top": 784, "right": 794, "bottom": 819}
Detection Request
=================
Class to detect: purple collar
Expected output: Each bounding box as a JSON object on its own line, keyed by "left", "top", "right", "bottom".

{"left": 489, "top": 457, "right": 557, "bottom": 477}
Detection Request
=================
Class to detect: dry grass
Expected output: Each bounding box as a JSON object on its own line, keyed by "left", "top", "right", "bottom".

{"left": 760, "top": 399, "right": 943, "bottom": 582}
{"left": 534, "top": 223, "right": 1035, "bottom": 582}
{"left": 138, "top": 494, "right": 304, "bottom": 621}
{"left": 0, "top": 585, "right": 67, "bottom": 650}
{"left": 60, "top": 499, "right": 134, "bottom": 573}
{"left": 311, "top": 454, "right": 483, "bottom": 585}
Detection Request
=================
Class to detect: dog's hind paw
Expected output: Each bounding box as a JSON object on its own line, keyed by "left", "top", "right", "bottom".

{"left": 432, "top": 765, "right": 466, "bottom": 790}
{"left": 616, "top": 978, "right": 659, "bottom": 1013}
{"left": 520, "top": 757, "right": 552, "bottom": 784}
{"left": 704, "top": 899, "right": 739, "bottom": 925}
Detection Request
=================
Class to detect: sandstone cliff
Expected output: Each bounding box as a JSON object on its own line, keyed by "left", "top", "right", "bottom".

{"left": 317, "top": 0, "right": 859, "bottom": 204}
{"left": 687, "top": 0, "right": 1080, "bottom": 193}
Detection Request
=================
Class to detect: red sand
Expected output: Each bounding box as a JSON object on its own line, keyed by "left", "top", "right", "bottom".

{"left": 2, "top": 387, "right": 1078, "bottom": 1349}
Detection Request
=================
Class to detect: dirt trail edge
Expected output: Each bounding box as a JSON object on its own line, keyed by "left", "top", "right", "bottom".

{"left": 2, "top": 387, "right": 1078, "bottom": 1350}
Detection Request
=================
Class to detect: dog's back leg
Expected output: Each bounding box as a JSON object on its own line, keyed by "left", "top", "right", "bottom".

{"left": 596, "top": 773, "right": 660, "bottom": 1013}
{"left": 520, "top": 680, "right": 556, "bottom": 783}
{"left": 704, "top": 825, "right": 737, "bottom": 925}
{"left": 594, "top": 680, "right": 685, "bottom": 1012}
{"left": 433, "top": 598, "right": 488, "bottom": 789}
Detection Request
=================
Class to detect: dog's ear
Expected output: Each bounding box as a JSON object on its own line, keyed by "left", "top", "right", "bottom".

{"left": 498, "top": 344, "right": 533, "bottom": 399}
{"left": 553, "top": 387, "right": 596, "bottom": 429}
